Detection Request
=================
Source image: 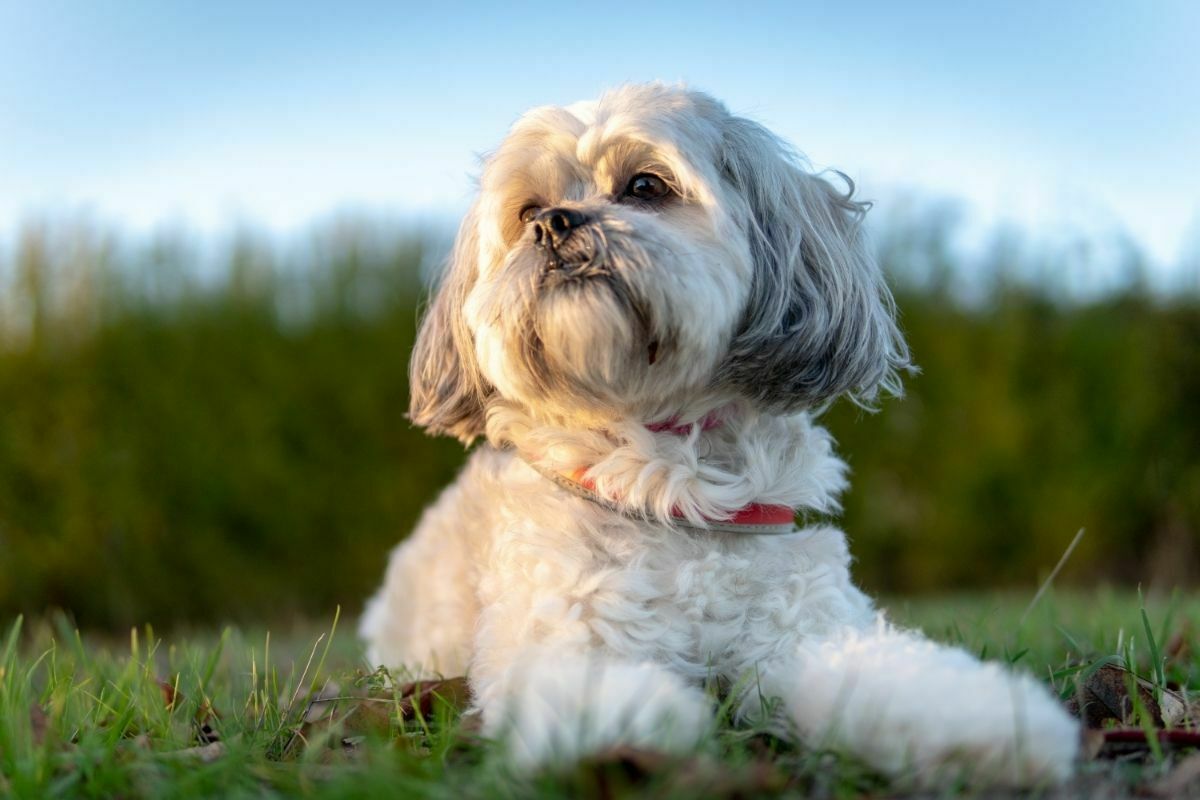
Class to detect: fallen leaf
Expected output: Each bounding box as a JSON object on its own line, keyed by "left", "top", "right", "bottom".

{"left": 29, "top": 703, "right": 50, "bottom": 746}
{"left": 1161, "top": 688, "right": 1188, "bottom": 728}
{"left": 1067, "top": 664, "right": 1187, "bottom": 728}
{"left": 157, "top": 676, "right": 222, "bottom": 744}
{"left": 159, "top": 679, "right": 179, "bottom": 711}
{"left": 393, "top": 677, "right": 471, "bottom": 720}
{"left": 277, "top": 676, "right": 473, "bottom": 760}
{"left": 340, "top": 699, "right": 394, "bottom": 738}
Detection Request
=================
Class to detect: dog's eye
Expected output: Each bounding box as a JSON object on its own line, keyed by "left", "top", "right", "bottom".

{"left": 519, "top": 205, "right": 540, "bottom": 224}
{"left": 623, "top": 173, "right": 672, "bottom": 202}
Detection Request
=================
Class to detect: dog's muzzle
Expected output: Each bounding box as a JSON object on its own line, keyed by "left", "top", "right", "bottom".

{"left": 533, "top": 207, "right": 596, "bottom": 273}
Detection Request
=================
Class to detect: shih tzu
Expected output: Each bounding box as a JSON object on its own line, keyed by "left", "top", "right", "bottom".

{"left": 360, "top": 83, "right": 1078, "bottom": 786}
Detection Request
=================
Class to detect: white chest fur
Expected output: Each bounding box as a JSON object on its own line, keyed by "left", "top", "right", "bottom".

{"left": 475, "top": 451, "right": 875, "bottom": 681}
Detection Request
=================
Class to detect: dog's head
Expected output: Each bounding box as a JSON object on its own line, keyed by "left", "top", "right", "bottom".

{"left": 410, "top": 83, "right": 910, "bottom": 442}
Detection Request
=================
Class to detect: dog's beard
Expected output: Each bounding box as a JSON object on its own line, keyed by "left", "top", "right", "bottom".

{"left": 476, "top": 223, "right": 656, "bottom": 410}
{"left": 468, "top": 205, "right": 752, "bottom": 419}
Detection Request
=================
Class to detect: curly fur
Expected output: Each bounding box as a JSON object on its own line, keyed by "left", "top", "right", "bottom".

{"left": 361, "top": 83, "right": 1079, "bottom": 787}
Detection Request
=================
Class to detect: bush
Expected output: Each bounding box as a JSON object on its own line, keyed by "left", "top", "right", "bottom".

{"left": 1, "top": 218, "right": 1196, "bottom": 628}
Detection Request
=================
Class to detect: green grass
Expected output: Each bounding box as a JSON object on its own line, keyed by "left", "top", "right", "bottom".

{"left": 2, "top": 589, "right": 1197, "bottom": 799}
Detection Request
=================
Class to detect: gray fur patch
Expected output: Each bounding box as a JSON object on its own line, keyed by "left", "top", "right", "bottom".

{"left": 715, "top": 114, "right": 912, "bottom": 410}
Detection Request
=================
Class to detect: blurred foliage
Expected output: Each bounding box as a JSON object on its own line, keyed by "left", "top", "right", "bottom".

{"left": 0, "top": 216, "right": 1197, "bottom": 628}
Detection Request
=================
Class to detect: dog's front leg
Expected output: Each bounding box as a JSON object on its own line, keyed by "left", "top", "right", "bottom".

{"left": 746, "top": 621, "right": 1079, "bottom": 787}
{"left": 468, "top": 611, "right": 713, "bottom": 769}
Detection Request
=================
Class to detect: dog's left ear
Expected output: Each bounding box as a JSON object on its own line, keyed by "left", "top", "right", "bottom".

{"left": 408, "top": 205, "right": 491, "bottom": 444}
{"left": 716, "top": 114, "right": 912, "bottom": 411}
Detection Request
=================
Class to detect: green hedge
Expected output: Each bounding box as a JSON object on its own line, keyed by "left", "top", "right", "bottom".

{"left": 1, "top": 221, "right": 1196, "bottom": 628}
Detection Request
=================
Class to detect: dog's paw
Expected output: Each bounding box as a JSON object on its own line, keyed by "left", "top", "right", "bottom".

{"left": 902, "top": 666, "right": 1081, "bottom": 787}
{"left": 481, "top": 655, "right": 712, "bottom": 770}
{"left": 776, "top": 624, "right": 1079, "bottom": 787}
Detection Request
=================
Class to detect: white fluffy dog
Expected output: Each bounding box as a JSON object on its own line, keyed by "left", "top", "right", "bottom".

{"left": 361, "top": 83, "right": 1079, "bottom": 786}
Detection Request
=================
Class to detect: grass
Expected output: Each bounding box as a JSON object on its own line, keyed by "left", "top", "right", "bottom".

{"left": 1, "top": 588, "right": 1197, "bottom": 799}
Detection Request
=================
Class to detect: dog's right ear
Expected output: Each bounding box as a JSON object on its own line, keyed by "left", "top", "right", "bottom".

{"left": 715, "top": 112, "right": 911, "bottom": 412}
{"left": 408, "top": 205, "right": 490, "bottom": 444}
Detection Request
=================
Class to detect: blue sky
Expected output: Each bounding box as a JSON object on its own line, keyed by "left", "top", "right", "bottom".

{"left": 2, "top": 1, "right": 1198, "bottom": 274}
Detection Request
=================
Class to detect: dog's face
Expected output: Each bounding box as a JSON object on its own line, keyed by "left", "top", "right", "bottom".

{"left": 411, "top": 84, "right": 910, "bottom": 442}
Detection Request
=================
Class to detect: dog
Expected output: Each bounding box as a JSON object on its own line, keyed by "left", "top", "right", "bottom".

{"left": 360, "top": 83, "right": 1079, "bottom": 786}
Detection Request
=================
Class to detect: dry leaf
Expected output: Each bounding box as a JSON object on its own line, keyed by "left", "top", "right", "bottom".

{"left": 393, "top": 677, "right": 471, "bottom": 719}
{"left": 1067, "top": 664, "right": 1186, "bottom": 728}
{"left": 159, "top": 680, "right": 179, "bottom": 710}
{"left": 339, "top": 700, "right": 395, "bottom": 738}
{"left": 1161, "top": 688, "right": 1188, "bottom": 728}
{"left": 280, "top": 676, "right": 473, "bottom": 759}
{"left": 157, "top": 676, "right": 222, "bottom": 744}
{"left": 29, "top": 703, "right": 50, "bottom": 746}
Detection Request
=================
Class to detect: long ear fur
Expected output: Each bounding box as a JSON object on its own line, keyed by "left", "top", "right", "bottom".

{"left": 717, "top": 115, "right": 911, "bottom": 411}
{"left": 408, "top": 206, "right": 490, "bottom": 443}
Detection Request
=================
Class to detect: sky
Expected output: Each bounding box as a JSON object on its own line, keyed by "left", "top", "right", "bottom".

{"left": 2, "top": 1, "right": 1198, "bottom": 277}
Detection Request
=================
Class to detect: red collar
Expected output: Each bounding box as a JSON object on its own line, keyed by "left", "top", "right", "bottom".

{"left": 521, "top": 413, "right": 799, "bottom": 535}
{"left": 644, "top": 410, "right": 726, "bottom": 436}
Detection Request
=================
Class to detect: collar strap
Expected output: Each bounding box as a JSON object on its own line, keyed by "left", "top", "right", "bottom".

{"left": 645, "top": 410, "right": 726, "bottom": 436}
{"left": 520, "top": 459, "right": 799, "bottom": 535}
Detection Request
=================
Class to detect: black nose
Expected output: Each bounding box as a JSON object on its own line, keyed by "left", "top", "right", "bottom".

{"left": 533, "top": 207, "right": 587, "bottom": 249}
